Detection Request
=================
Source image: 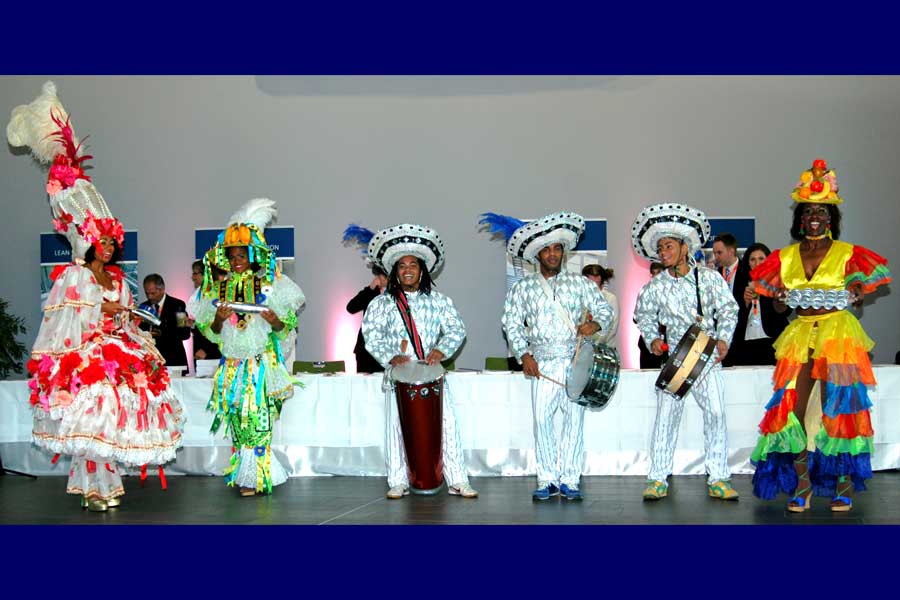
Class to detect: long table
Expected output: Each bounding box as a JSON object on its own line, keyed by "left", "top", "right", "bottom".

{"left": 2, "top": 367, "right": 899, "bottom": 478}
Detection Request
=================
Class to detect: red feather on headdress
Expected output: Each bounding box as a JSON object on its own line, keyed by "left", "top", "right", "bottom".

{"left": 48, "top": 109, "right": 92, "bottom": 172}
{"left": 45, "top": 110, "right": 93, "bottom": 192}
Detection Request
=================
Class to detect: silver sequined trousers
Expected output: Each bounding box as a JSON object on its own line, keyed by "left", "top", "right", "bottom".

{"left": 531, "top": 356, "right": 585, "bottom": 487}
{"left": 647, "top": 362, "right": 731, "bottom": 484}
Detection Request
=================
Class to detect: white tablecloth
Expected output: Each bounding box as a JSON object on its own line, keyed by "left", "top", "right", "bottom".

{"left": 2, "top": 366, "right": 899, "bottom": 477}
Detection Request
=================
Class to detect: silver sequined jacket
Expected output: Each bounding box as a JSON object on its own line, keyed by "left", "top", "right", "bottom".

{"left": 633, "top": 266, "right": 739, "bottom": 349}
{"left": 501, "top": 272, "right": 613, "bottom": 363}
{"left": 362, "top": 290, "right": 466, "bottom": 368}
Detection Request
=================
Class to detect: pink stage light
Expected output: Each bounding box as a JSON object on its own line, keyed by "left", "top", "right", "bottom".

{"left": 327, "top": 306, "right": 362, "bottom": 374}
{"left": 619, "top": 252, "right": 655, "bottom": 369}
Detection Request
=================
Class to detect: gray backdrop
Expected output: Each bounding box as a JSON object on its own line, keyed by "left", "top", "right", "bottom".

{"left": 1, "top": 76, "right": 897, "bottom": 371}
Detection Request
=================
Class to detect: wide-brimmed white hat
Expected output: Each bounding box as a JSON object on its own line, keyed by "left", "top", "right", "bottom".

{"left": 631, "top": 203, "right": 710, "bottom": 261}
{"left": 367, "top": 223, "right": 445, "bottom": 273}
{"left": 506, "top": 211, "right": 585, "bottom": 264}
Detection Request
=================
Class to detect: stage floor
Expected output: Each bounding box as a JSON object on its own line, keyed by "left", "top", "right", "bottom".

{"left": 2, "top": 473, "right": 899, "bottom": 525}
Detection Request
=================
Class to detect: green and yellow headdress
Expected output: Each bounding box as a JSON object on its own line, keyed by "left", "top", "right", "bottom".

{"left": 202, "top": 198, "right": 280, "bottom": 294}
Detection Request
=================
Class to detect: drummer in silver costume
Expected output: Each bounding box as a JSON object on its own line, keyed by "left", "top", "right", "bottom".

{"left": 492, "top": 211, "right": 612, "bottom": 501}
{"left": 631, "top": 203, "right": 739, "bottom": 501}
{"left": 361, "top": 223, "right": 478, "bottom": 500}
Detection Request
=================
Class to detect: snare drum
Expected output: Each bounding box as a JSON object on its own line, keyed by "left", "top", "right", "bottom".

{"left": 390, "top": 360, "right": 446, "bottom": 494}
{"left": 655, "top": 323, "right": 716, "bottom": 398}
{"left": 566, "top": 340, "right": 621, "bottom": 410}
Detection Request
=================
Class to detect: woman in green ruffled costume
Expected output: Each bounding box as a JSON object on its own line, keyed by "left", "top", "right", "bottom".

{"left": 189, "top": 198, "right": 305, "bottom": 496}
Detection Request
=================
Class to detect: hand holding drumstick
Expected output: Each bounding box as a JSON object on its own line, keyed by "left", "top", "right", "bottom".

{"left": 521, "top": 353, "right": 563, "bottom": 386}
{"left": 572, "top": 309, "right": 598, "bottom": 365}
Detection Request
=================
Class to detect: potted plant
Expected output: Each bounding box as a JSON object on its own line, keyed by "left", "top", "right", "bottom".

{"left": 0, "top": 298, "right": 27, "bottom": 380}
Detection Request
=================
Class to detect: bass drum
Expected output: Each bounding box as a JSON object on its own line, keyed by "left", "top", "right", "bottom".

{"left": 655, "top": 323, "right": 716, "bottom": 398}
{"left": 566, "top": 340, "right": 621, "bottom": 410}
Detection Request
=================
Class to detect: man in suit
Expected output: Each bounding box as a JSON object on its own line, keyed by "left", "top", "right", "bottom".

{"left": 141, "top": 273, "right": 190, "bottom": 367}
{"left": 712, "top": 233, "right": 742, "bottom": 367}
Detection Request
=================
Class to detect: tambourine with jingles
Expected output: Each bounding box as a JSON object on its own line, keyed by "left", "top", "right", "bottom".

{"left": 655, "top": 323, "right": 716, "bottom": 398}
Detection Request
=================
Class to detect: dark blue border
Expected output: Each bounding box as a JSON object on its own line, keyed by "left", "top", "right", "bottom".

{"left": 6, "top": 2, "right": 900, "bottom": 591}
{"left": 4, "top": 5, "right": 900, "bottom": 74}
{"left": 2, "top": 524, "right": 899, "bottom": 593}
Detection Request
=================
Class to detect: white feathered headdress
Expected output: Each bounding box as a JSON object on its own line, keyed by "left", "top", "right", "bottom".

{"left": 226, "top": 197, "right": 277, "bottom": 233}
{"left": 7, "top": 80, "right": 124, "bottom": 262}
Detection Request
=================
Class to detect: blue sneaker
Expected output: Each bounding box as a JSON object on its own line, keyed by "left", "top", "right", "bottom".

{"left": 532, "top": 482, "right": 560, "bottom": 501}
{"left": 560, "top": 483, "right": 583, "bottom": 501}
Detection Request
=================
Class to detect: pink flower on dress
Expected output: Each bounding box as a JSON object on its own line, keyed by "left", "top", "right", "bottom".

{"left": 102, "top": 360, "right": 119, "bottom": 381}
{"left": 54, "top": 390, "right": 74, "bottom": 407}
{"left": 39, "top": 355, "right": 55, "bottom": 373}
{"left": 65, "top": 286, "right": 81, "bottom": 301}
{"left": 132, "top": 372, "right": 148, "bottom": 388}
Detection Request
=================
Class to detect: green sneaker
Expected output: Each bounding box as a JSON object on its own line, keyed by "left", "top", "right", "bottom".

{"left": 642, "top": 480, "right": 668, "bottom": 501}
{"left": 708, "top": 480, "right": 739, "bottom": 501}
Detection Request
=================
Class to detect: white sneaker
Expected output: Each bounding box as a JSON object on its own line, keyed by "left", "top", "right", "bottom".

{"left": 386, "top": 485, "right": 409, "bottom": 499}
{"left": 448, "top": 482, "right": 479, "bottom": 498}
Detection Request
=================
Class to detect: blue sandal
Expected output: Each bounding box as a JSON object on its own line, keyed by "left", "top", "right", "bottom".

{"left": 831, "top": 476, "right": 853, "bottom": 512}
{"left": 788, "top": 456, "right": 811, "bottom": 513}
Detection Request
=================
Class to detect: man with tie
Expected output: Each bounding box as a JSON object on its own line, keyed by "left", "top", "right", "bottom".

{"left": 141, "top": 273, "right": 191, "bottom": 367}
{"left": 712, "top": 233, "right": 742, "bottom": 367}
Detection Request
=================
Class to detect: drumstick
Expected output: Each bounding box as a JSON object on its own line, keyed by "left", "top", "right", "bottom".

{"left": 571, "top": 308, "right": 590, "bottom": 365}
{"left": 539, "top": 373, "right": 566, "bottom": 387}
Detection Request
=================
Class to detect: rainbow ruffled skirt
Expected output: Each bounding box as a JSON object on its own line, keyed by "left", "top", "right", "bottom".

{"left": 750, "top": 311, "right": 875, "bottom": 499}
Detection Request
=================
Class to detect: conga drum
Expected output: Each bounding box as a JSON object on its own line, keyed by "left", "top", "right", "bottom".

{"left": 391, "top": 360, "right": 446, "bottom": 494}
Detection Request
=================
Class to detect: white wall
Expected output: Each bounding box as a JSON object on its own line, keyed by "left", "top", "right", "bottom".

{"left": 1, "top": 76, "right": 897, "bottom": 372}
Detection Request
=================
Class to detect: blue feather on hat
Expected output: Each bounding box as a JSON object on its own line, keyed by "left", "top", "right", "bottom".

{"left": 342, "top": 224, "right": 374, "bottom": 254}
{"left": 478, "top": 212, "right": 526, "bottom": 242}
